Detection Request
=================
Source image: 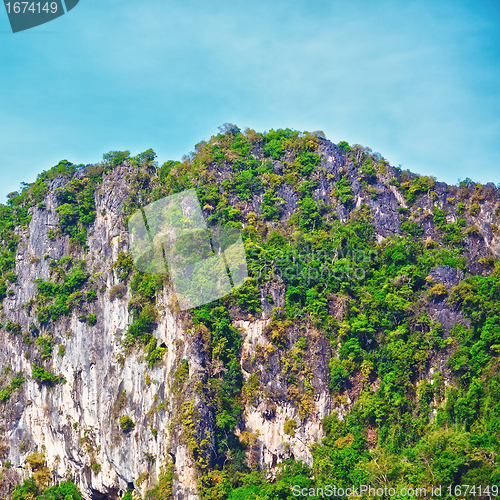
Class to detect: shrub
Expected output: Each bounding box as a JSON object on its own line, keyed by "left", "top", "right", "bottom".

{"left": 465, "top": 224, "right": 482, "bottom": 237}
{"left": 284, "top": 419, "right": 297, "bottom": 436}
{"left": 11, "top": 374, "right": 25, "bottom": 389}
{"left": 260, "top": 190, "right": 284, "bottom": 221}
{"left": 53, "top": 174, "right": 97, "bottom": 247}
{"left": 125, "top": 302, "right": 158, "bottom": 346}
{"left": 36, "top": 335, "right": 54, "bottom": 360}
{"left": 6, "top": 320, "right": 21, "bottom": 335}
{"left": 329, "top": 357, "right": 349, "bottom": 391}
{"left": 400, "top": 175, "right": 436, "bottom": 205}
{"left": 145, "top": 338, "right": 166, "bottom": 368}
{"left": 90, "top": 462, "right": 101, "bottom": 473}
{"left": 32, "top": 363, "right": 65, "bottom": 385}
{"left": 0, "top": 387, "right": 12, "bottom": 401}
{"left": 425, "top": 238, "right": 438, "bottom": 249}
{"left": 119, "top": 415, "right": 135, "bottom": 432}
{"left": 262, "top": 129, "right": 298, "bottom": 159}
{"left": 12, "top": 477, "right": 39, "bottom": 500}
{"left": 242, "top": 372, "right": 260, "bottom": 404}
{"left": 114, "top": 390, "right": 127, "bottom": 416}
{"left": 401, "top": 220, "right": 424, "bottom": 237}
{"left": 25, "top": 452, "right": 51, "bottom": 489}
{"left": 469, "top": 203, "right": 481, "bottom": 216}
{"left": 225, "top": 169, "right": 262, "bottom": 201}
{"left": 35, "top": 260, "right": 90, "bottom": 324}
{"left": 360, "top": 158, "right": 377, "bottom": 181}
{"left": 41, "top": 481, "right": 83, "bottom": 500}
{"left": 332, "top": 176, "right": 354, "bottom": 205}
{"left": 224, "top": 279, "right": 261, "bottom": 314}
{"left": 478, "top": 256, "right": 495, "bottom": 267}
{"left": 0, "top": 374, "right": 25, "bottom": 402}
{"left": 172, "top": 359, "right": 189, "bottom": 394}
{"left": 103, "top": 150, "right": 131, "bottom": 168}
{"left": 429, "top": 284, "right": 448, "bottom": 298}
{"left": 298, "top": 197, "right": 321, "bottom": 231}
{"left": 136, "top": 472, "right": 149, "bottom": 487}
{"left": 144, "top": 463, "right": 174, "bottom": 500}
{"left": 433, "top": 207, "right": 447, "bottom": 227}
{"left": 338, "top": 141, "right": 351, "bottom": 152}
{"left": 112, "top": 252, "right": 134, "bottom": 279}
{"left": 442, "top": 220, "right": 466, "bottom": 245}
{"left": 109, "top": 282, "right": 127, "bottom": 300}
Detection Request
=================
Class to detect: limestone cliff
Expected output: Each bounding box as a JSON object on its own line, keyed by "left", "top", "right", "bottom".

{"left": 0, "top": 131, "right": 498, "bottom": 499}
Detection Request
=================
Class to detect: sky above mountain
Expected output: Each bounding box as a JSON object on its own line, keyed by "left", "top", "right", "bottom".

{"left": 0, "top": 0, "right": 499, "bottom": 200}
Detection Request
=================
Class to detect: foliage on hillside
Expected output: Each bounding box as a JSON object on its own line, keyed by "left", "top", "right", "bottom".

{"left": 12, "top": 477, "right": 82, "bottom": 500}
{"left": 152, "top": 127, "right": 499, "bottom": 497}
{"left": 1, "top": 125, "right": 500, "bottom": 498}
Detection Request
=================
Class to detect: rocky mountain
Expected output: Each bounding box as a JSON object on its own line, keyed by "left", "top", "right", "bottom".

{"left": 0, "top": 126, "right": 499, "bottom": 500}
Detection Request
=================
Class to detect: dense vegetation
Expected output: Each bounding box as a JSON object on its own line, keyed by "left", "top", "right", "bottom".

{"left": 149, "top": 126, "right": 500, "bottom": 497}
{"left": 11, "top": 477, "right": 82, "bottom": 500}
{"left": 0, "top": 124, "right": 499, "bottom": 499}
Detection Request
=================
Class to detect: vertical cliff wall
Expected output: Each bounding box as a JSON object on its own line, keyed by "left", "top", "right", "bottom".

{"left": 0, "top": 131, "right": 499, "bottom": 499}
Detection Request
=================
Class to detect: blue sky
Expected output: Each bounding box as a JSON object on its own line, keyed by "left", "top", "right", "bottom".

{"left": 0, "top": 0, "right": 499, "bottom": 201}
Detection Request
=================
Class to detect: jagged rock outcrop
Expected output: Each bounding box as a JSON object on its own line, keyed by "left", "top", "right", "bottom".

{"left": 0, "top": 166, "right": 207, "bottom": 500}
{"left": 0, "top": 134, "right": 498, "bottom": 499}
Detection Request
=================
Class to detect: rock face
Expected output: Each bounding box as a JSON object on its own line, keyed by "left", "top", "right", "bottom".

{"left": 0, "top": 166, "right": 203, "bottom": 500}
{"left": 0, "top": 137, "right": 498, "bottom": 500}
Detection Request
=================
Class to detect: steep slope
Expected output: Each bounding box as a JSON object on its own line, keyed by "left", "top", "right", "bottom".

{"left": 0, "top": 127, "right": 499, "bottom": 499}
